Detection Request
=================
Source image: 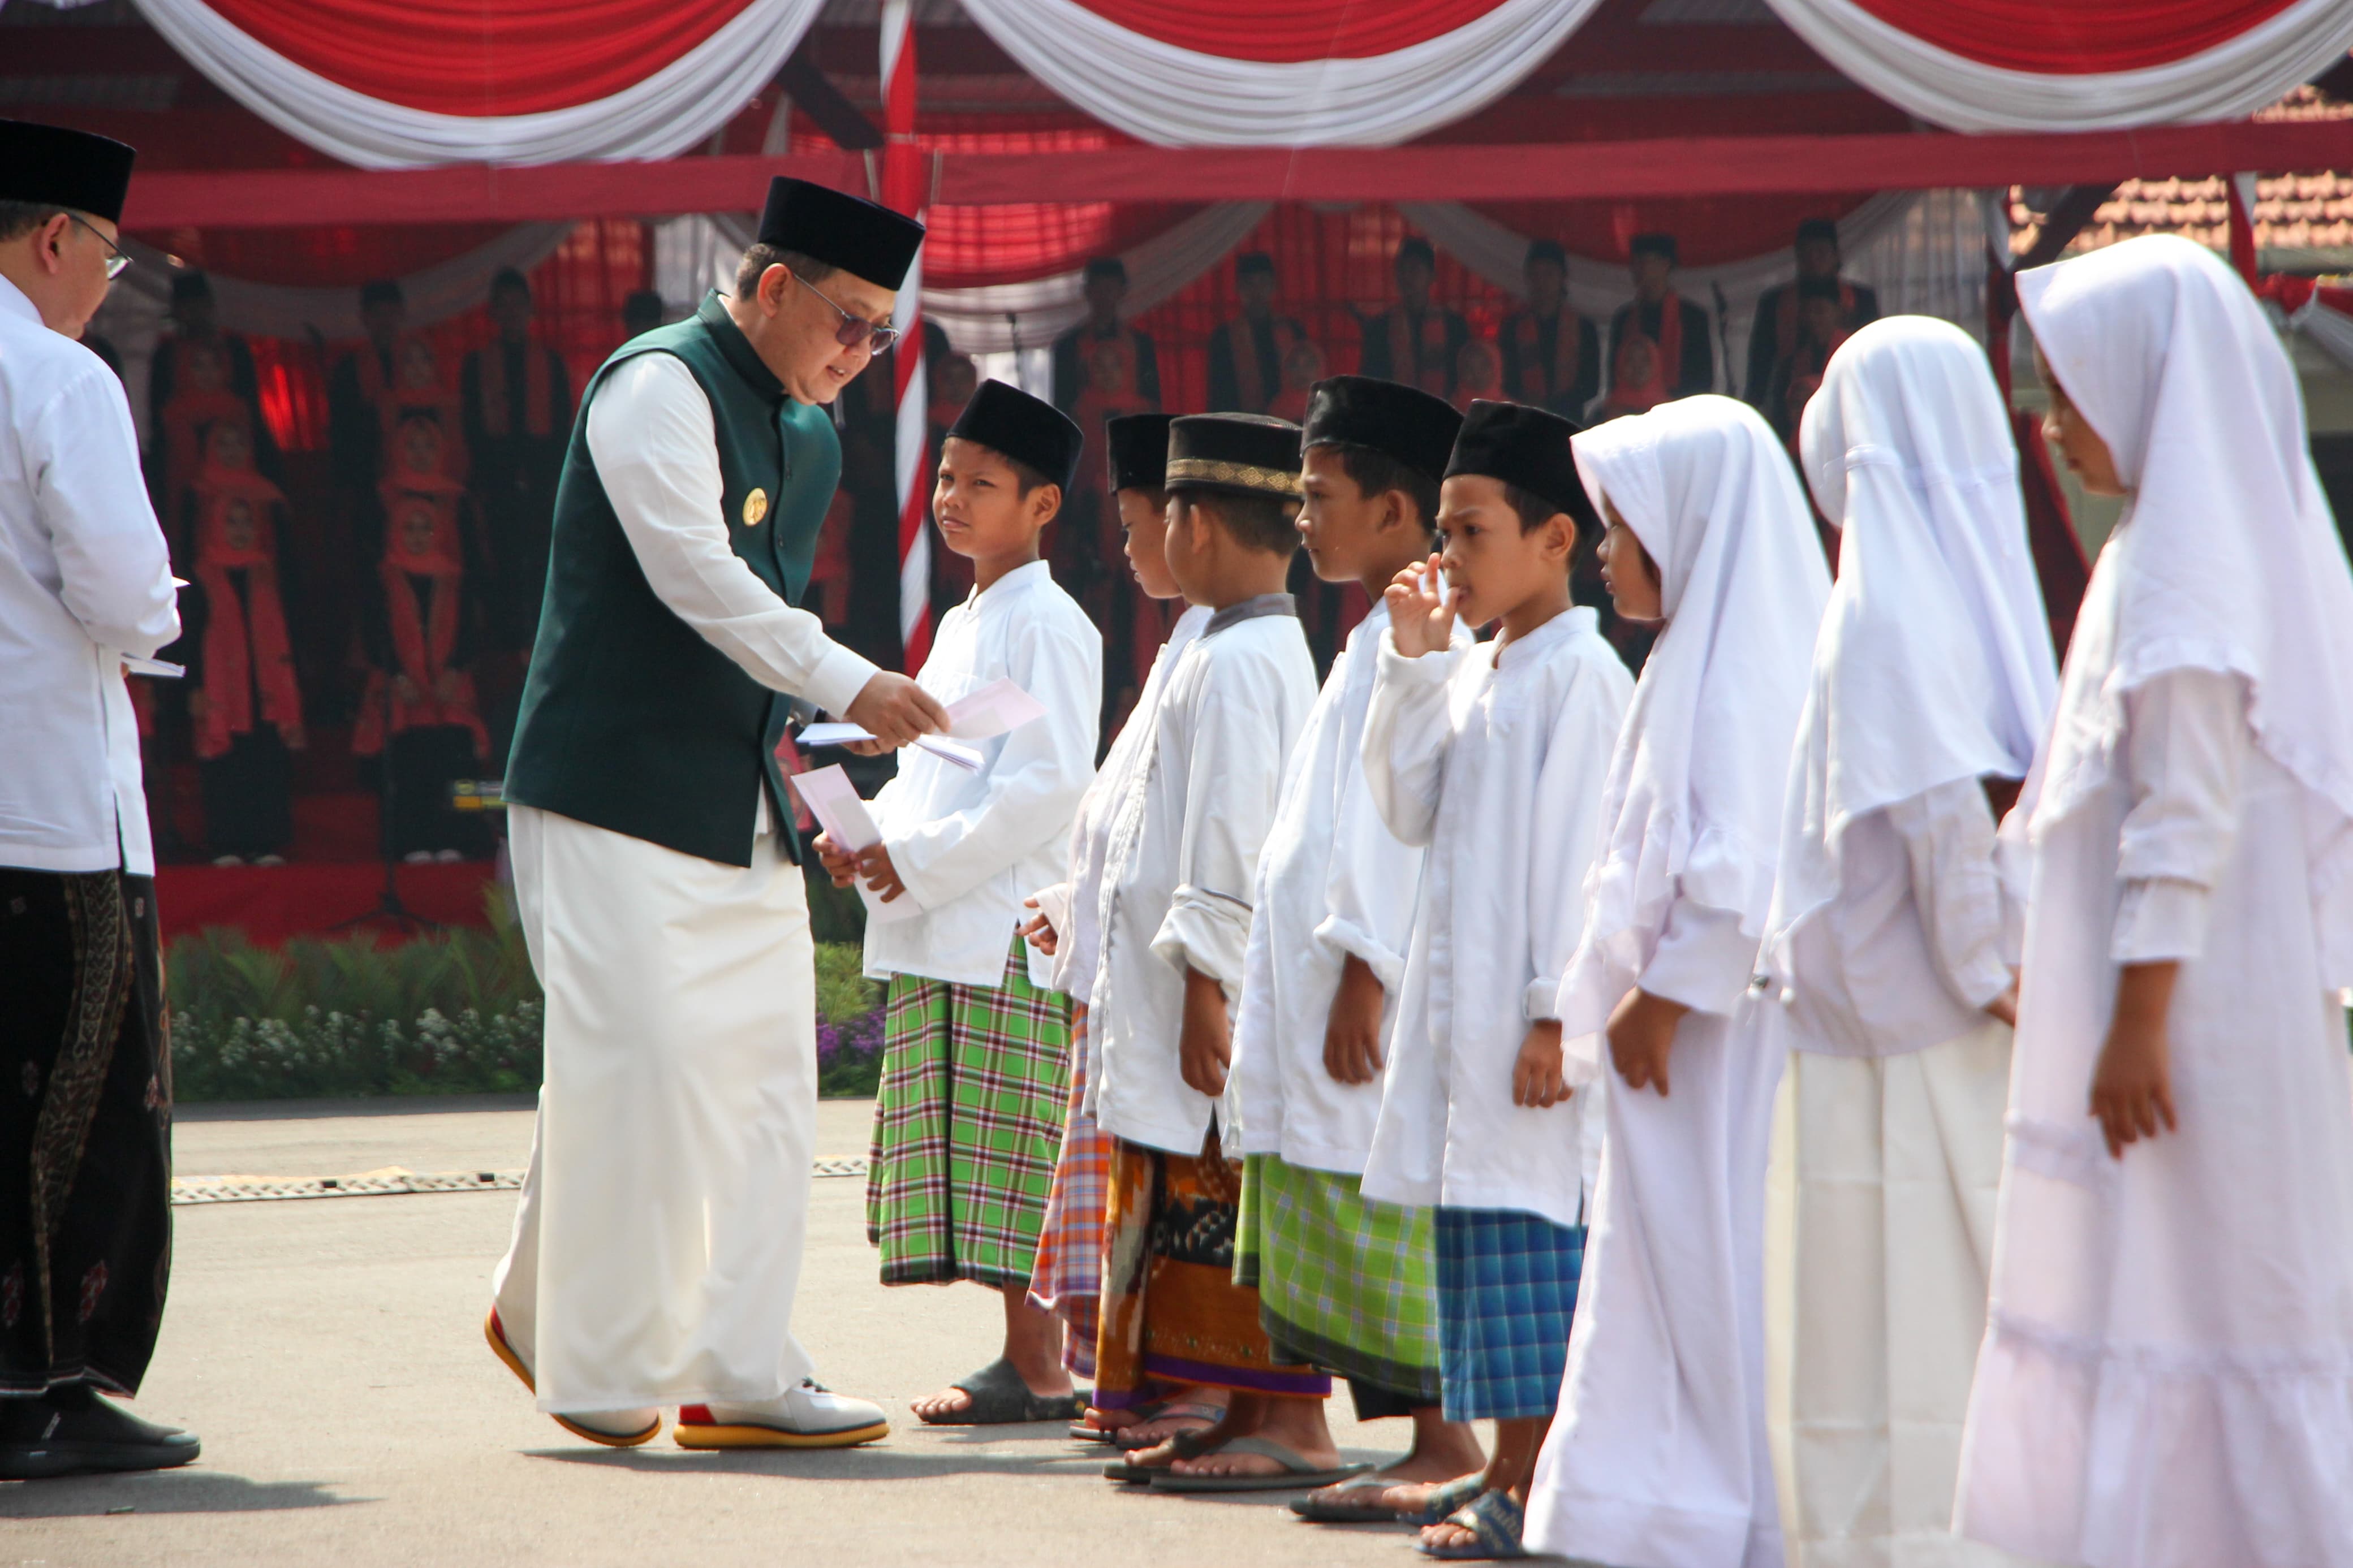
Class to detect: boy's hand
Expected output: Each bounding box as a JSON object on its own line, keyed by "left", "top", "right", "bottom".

{"left": 1384, "top": 554, "right": 1458, "bottom": 658}
{"left": 2089, "top": 960, "right": 2179, "bottom": 1159}
{"left": 1512, "top": 1020, "right": 1570, "bottom": 1108}
{"left": 1020, "top": 895, "right": 1059, "bottom": 957}
{"left": 1321, "top": 955, "right": 1387, "bottom": 1085}
{"left": 1606, "top": 987, "right": 1687, "bottom": 1096}
{"left": 1178, "top": 966, "right": 1232, "bottom": 1099}
{"left": 854, "top": 843, "right": 907, "bottom": 904}
{"left": 812, "top": 831, "right": 857, "bottom": 889}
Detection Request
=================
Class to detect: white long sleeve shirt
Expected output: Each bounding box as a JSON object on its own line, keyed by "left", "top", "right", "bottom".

{"left": 1772, "top": 777, "right": 2012, "bottom": 1057}
{"left": 1359, "top": 607, "right": 1633, "bottom": 1229}
{"left": 863, "top": 560, "right": 1101, "bottom": 988}
{"left": 2110, "top": 667, "right": 2251, "bottom": 962}
{"left": 1230, "top": 600, "right": 1470, "bottom": 1175}
{"left": 0, "top": 277, "right": 179, "bottom": 875}
{"left": 1045, "top": 604, "right": 1210, "bottom": 1005}
{"left": 1088, "top": 598, "right": 1317, "bottom": 1155}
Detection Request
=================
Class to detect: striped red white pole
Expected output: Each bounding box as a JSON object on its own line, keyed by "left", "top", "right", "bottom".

{"left": 880, "top": 0, "right": 930, "bottom": 674}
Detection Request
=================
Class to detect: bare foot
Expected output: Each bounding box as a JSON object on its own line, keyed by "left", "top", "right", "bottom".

{"left": 1110, "top": 1389, "right": 1229, "bottom": 1450}
{"left": 908, "top": 1366, "right": 1072, "bottom": 1422}
{"left": 1170, "top": 1394, "right": 1337, "bottom": 1478}
{"left": 1420, "top": 1518, "right": 1481, "bottom": 1553}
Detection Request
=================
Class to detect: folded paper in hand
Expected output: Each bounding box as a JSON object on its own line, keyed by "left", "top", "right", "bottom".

{"left": 787, "top": 764, "right": 919, "bottom": 925}
{"left": 797, "top": 724, "right": 984, "bottom": 773}
{"left": 799, "top": 679, "right": 1044, "bottom": 773}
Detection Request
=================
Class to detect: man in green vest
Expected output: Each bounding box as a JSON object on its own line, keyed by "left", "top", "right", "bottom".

{"left": 483, "top": 178, "right": 945, "bottom": 1452}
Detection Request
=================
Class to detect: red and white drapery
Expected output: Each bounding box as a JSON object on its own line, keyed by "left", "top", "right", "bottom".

{"left": 128, "top": 0, "right": 824, "bottom": 167}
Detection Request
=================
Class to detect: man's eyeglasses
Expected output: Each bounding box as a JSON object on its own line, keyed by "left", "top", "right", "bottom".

{"left": 68, "top": 214, "right": 131, "bottom": 280}
{"left": 795, "top": 273, "right": 898, "bottom": 355}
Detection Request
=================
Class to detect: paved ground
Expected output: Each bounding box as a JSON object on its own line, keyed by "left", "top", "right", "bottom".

{"left": 2, "top": 1096, "right": 1562, "bottom": 1567}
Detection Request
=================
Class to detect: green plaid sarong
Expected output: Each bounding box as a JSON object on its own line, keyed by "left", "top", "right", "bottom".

{"left": 1235, "top": 1152, "right": 1443, "bottom": 1403}
{"left": 865, "top": 936, "right": 1071, "bottom": 1288}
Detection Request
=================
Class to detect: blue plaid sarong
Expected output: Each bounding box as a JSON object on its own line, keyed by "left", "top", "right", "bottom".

{"left": 1433, "top": 1207, "right": 1587, "bottom": 1422}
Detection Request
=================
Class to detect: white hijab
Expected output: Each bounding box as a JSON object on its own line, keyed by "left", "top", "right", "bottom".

{"left": 1761, "top": 316, "right": 2058, "bottom": 984}
{"left": 2015, "top": 234, "right": 2353, "bottom": 982}
{"left": 1557, "top": 394, "right": 1833, "bottom": 1044}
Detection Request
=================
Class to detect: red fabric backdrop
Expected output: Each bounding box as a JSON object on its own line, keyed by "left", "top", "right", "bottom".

{"left": 1847, "top": 0, "right": 2302, "bottom": 74}
{"left": 1068, "top": 0, "right": 1518, "bottom": 62}
{"left": 911, "top": 127, "right": 1207, "bottom": 289}
{"left": 196, "top": 0, "right": 752, "bottom": 115}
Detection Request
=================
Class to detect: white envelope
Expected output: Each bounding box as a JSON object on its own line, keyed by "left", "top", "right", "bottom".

{"left": 944, "top": 678, "right": 1049, "bottom": 741}
{"left": 787, "top": 764, "right": 920, "bottom": 925}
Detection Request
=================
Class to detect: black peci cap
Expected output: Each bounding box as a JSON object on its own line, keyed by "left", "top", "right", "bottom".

{"left": 1444, "top": 400, "right": 1594, "bottom": 532}
{"left": 1165, "top": 413, "right": 1303, "bottom": 500}
{"left": 1395, "top": 236, "right": 1436, "bottom": 270}
{"left": 756, "top": 177, "right": 925, "bottom": 291}
{"left": 1525, "top": 239, "right": 1567, "bottom": 270}
{"left": 0, "top": 119, "right": 135, "bottom": 225}
{"left": 1795, "top": 217, "right": 1841, "bottom": 246}
{"left": 359, "top": 278, "right": 404, "bottom": 309}
{"left": 947, "top": 379, "right": 1084, "bottom": 492}
{"left": 1106, "top": 412, "right": 1176, "bottom": 494}
{"left": 1302, "top": 375, "right": 1462, "bottom": 486}
{"left": 1630, "top": 232, "right": 1678, "bottom": 265}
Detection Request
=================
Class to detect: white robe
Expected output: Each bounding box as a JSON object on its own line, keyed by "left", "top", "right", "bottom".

{"left": 863, "top": 559, "right": 1101, "bottom": 990}
{"left": 1229, "top": 599, "right": 1468, "bottom": 1177}
{"left": 1087, "top": 599, "right": 1317, "bottom": 1156}
{"left": 1356, "top": 606, "right": 1630, "bottom": 1226}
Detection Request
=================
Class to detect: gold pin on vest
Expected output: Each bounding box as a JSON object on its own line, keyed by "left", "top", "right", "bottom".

{"left": 741, "top": 487, "right": 769, "bottom": 526}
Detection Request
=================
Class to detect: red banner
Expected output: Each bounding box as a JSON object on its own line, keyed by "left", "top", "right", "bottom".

{"left": 1070, "top": 0, "right": 1516, "bottom": 63}
{"left": 1848, "top": 0, "right": 2300, "bottom": 75}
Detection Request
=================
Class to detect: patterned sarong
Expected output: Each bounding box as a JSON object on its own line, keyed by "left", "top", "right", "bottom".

{"left": 865, "top": 936, "right": 1070, "bottom": 1288}
{"left": 1027, "top": 1004, "right": 1112, "bottom": 1376}
{"left": 1434, "top": 1206, "right": 1586, "bottom": 1422}
{"left": 0, "top": 869, "right": 173, "bottom": 1397}
{"left": 1092, "top": 1129, "right": 1331, "bottom": 1409}
{"left": 1236, "top": 1153, "right": 1442, "bottom": 1406}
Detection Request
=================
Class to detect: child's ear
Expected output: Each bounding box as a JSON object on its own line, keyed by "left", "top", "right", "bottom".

{"left": 1031, "top": 482, "right": 1062, "bottom": 526}
{"left": 1543, "top": 510, "right": 1575, "bottom": 562}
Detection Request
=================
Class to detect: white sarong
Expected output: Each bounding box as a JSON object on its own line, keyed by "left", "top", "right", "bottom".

{"left": 492, "top": 804, "right": 818, "bottom": 1414}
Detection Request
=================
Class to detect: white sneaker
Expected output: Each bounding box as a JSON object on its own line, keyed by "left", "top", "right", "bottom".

{"left": 673, "top": 1380, "right": 889, "bottom": 1449}
{"left": 552, "top": 1405, "right": 662, "bottom": 1446}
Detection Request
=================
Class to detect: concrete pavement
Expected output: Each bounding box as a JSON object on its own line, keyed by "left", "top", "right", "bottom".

{"left": 3, "top": 1096, "right": 1529, "bottom": 1567}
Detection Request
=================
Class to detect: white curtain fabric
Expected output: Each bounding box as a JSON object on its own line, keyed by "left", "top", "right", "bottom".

{"left": 126, "top": 0, "right": 825, "bottom": 170}
{"left": 1402, "top": 190, "right": 1990, "bottom": 400}
{"left": 955, "top": 0, "right": 1601, "bottom": 148}
{"left": 1762, "top": 0, "right": 2353, "bottom": 133}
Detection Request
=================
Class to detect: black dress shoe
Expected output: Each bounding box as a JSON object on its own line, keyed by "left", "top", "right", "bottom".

{"left": 0, "top": 1383, "right": 200, "bottom": 1479}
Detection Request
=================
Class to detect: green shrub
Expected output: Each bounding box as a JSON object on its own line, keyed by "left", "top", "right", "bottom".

{"left": 169, "top": 891, "right": 882, "bottom": 1102}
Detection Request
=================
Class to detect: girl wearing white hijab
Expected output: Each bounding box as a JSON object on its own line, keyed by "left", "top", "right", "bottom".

{"left": 1524, "top": 394, "right": 1831, "bottom": 1568}
{"left": 1953, "top": 236, "right": 2353, "bottom": 1568}
{"left": 1760, "top": 315, "right": 2058, "bottom": 1567}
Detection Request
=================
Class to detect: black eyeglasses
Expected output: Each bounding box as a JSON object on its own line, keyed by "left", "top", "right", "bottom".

{"left": 795, "top": 273, "right": 898, "bottom": 355}
{"left": 67, "top": 214, "right": 131, "bottom": 280}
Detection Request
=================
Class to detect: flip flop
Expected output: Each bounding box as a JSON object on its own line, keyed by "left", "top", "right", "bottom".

{"left": 1148, "top": 1435, "right": 1376, "bottom": 1494}
{"left": 1289, "top": 1471, "right": 1485, "bottom": 1526}
{"left": 1101, "top": 1426, "right": 1224, "bottom": 1483}
{"left": 1109, "top": 1400, "right": 1227, "bottom": 1450}
{"left": 1417, "top": 1489, "right": 1527, "bottom": 1560}
{"left": 915, "top": 1358, "right": 1086, "bottom": 1426}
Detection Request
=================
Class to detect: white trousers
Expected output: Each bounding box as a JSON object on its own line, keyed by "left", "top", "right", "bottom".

{"left": 491, "top": 805, "right": 819, "bottom": 1414}
{"left": 1525, "top": 1003, "right": 1787, "bottom": 1568}
{"left": 1766, "top": 1023, "right": 2036, "bottom": 1568}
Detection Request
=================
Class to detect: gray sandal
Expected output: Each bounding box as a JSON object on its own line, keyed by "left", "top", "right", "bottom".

{"left": 1148, "top": 1435, "right": 1374, "bottom": 1493}
{"left": 915, "top": 1358, "right": 1085, "bottom": 1426}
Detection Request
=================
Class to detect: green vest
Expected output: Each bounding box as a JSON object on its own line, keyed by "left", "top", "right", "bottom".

{"left": 503, "top": 293, "right": 835, "bottom": 868}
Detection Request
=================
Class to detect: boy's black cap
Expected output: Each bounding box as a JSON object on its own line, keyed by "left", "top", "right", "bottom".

{"left": 1106, "top": 413, "right": 1176, "bottom": 494}
{"left": 947, "top": 379, "right": 1084, "bottom": 492}
{"left": 0, "top": 119, "right": 135, "bottom": 224}
{"left": 1165, "top": 413, "right": 1303, "bottom": 500}
{"left": 1525, "top": 239, "right": 1567, "bottom": 269}
{"left": 1795, "top": 217, "right": 1841, "bottom": 246}
{"left": 1630, "top": 232, "right": 1678, "bottom": 265}
{"left": 1302, "top": 375, "right": 1462, "bottom": 486}
{"left": 1444, "top": 400, "right": 1595, "bottom": 532}
{"left": 757, "top": 177, "right": 925, "bottom": 290}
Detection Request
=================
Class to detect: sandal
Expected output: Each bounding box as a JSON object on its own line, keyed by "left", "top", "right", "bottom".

{"left": 914, "top": 1358, "right": 1084, "bottom": 1427}
{"left": 1289, "top": 1471, "right": 1485, "bottom": 1526}
{"left": 1417, "top": 1490, "right": 1527, "bottom": 1560}
{"left": 1404, "top": 1475, "right": 1491, "bottom": 1527}
{"left": 1148, "top": 1435, "right": 1375, "bottom": 1494}
{"left": 1101, "top": 1426, "right": 1223, "bottom": 1483}
{"left": 1109, "top": 1399, "right": 1227, "bottom": 1451}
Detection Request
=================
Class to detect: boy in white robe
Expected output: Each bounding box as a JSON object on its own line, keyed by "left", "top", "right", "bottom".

{"left": 1525, "top": 395, "right": 1829, "bottom": 1568}
{"left": 1024, "top": 413, "right": 1222, "bottom": 1446}
{"left": 1954, "top": 236, "right": 2353, "bottom": 1568}
{"left": 1217, "top": 376, "right": 1486, "bottom": 1507}
{"left": 1084, "top": 414, "right": 1335, "bottom": 1486}
{"left": 1358, "top": 398, "right": 1635, "bottom": 1554}
{"left": 816, "top": 381, "right": 1101, "bottom": 1426}
{"left": 1758, "top": 317, "right": 2057, "bottom": 1567}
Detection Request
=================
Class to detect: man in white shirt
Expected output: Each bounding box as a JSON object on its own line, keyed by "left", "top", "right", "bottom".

{"left": 483, "top": 178, "right": 947, "bottom": 1450}
{"left": 0, "top": 119, "right": 196, "bottom": 1480}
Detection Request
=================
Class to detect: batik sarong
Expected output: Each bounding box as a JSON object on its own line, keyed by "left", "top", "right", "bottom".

{"left": 0, "top": 869, "right": 172, "bottom": 1397}
{"left": 1236, "top": 1152, "right": 1442, "bottom": 1406}
{"left": 1092, "top": 1129, "right": 1330, "bottom": 1410}
{"left": 1027, "top": 1004, "right": 1111, "bottom": 1377}
{"left": 1434, "top": 1206, "right": 1585, "bottom": 1422}
{"left": 866, "top": 936, "right": 1069, "bottom": 1288}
